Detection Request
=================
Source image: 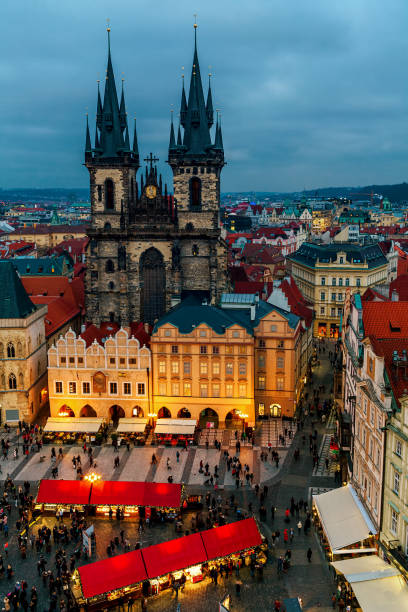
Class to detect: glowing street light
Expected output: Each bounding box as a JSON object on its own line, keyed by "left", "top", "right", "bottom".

{"left": 84, "top": 472, "right": 101, "bottom": 483}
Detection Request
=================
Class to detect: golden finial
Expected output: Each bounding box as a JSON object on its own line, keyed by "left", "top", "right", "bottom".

{"left": 106, "top": 18, "right": 111, "bottom": 32}
{"left": 193, "top": 13, "right": 197, "bottom": 28}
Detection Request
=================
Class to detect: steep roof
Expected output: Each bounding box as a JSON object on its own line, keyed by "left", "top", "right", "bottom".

{"left": 7, "top": 256, "right": 72, "bottom": 277}
{"left": 288, "top": 242, "right": 387, "bottom": 269}
{"left": 389, "top": 274, "right": 408, "bottom": 301}
{"left": 0, "top": 261, "right": 37, "bottom": 319}
{"left": 370, "top": 337, "right": 408, "bottom": 406}
{"left": 80, "top": 321, "right": 151, "bottom": 349}
{"left": 362, "top": 301, "right": 408, "bottom": 339}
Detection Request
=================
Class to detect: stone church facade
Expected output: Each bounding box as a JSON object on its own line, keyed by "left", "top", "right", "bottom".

{"left": 84, "top": 26, "right": 228, "bottom": 326}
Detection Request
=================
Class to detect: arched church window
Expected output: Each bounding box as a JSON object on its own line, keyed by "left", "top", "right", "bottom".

{"left": 97, "top": 185, "right": 102, "bottom": 202}
{"left": 7, "top": 342, "right": 15, "bottom": 358}
{"left": 108, "top": 281, "right": 115, "bottom": 290}
{"left": 140, "top": 248, "right": 165, "bottom": 325}
{"left": 105, "top": 260, "right": 115, "bottom": 273}
{"left": 8, "top": 373, "right": 16, "bottom": 390}
{"left": 190, "top": 177, "right": 201, "bottom": 210}
{"left": 104, "top": 222, "right": 112, "bottom": 231}
{"left": 105, "top": 179, "right": 114, "bottom": 210}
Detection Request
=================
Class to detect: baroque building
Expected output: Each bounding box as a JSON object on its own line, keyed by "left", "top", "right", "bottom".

{"left": 84, "top": 26, "right": 228, "bottom": 327}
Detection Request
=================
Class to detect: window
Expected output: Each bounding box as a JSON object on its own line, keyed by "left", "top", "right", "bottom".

{"left": 7, "top": 343, "right": 15, "bottom": 358}
{"left": 105, "top": 178, "right": 114, "bottom": 210}
{"left": 200, "top": 361, "right": 208, "bottom": 376}
{"left": 277, "top": 357, "right": 284, "bottom": 369}
{"left": 338, "top": 278, "right": 343, "bottom": 286}
{"left": 337, "top": 308, "right": 342, "bottom": 317}
{"left": 369, "top": 438, "right": 373, "bottom": 458}
{"left": 119, "top": 358, "right": 125, "bottom": 365}
{"left": 159, "top": 382, "right": 166, "bottom": 395}
{"left": 239, "top": 346, "right": 246, "bottom": 354}
{"left": 339, "top": 257, "right": 344, "bottom": 264}
{"left": 138, "top": 383, "right": 145, "bottom": 395}
{"left": 391, "top": 509, "right": 399, "bottom": 535}
{"left": 332, "top": 278, "right": 336, "bottom": 286}
{"left": 200, "top": 383, "right": 208, "bottom": 398}
{"left": 7, "top": 373, "right": 16, "bottom": 390}
{"left": 232, "top": 331, "right": 240, "bottom": 338}
{"left": 212, "top": 361, "right": 220, "bottom": 376}
{"left": 171, "top": 345, "right": 178, "bottom": 354}
{"left": 199, "top": 330, "right": 207, "bottom": 337}
{"left": 259, "top": 340, "right": 265, "bottom": 348}
{"left": 258, "top": 354, "right": 265, "bottom": 368}
{"left": 97, "top": 185, "right": 102, "bottom": 201}
{"left": 258, "top": 403, "right": 265, "bottom": 416}
{"left": 370, "top": 408, "right": 374, "bottom": 427}
{"left": 239, "top": 384, "right": 246, "bottom": 397}
{"left": 356, "top": 278, "right": 361, "bottom": 287}
{"left": 192, "top": 244, "right": 199, "bottom": 256}
{"left": 363, "top": 398, "right": 367, "bottom": 414}
{"left": 338, "top": 293, "right": 343, "bottom": 301}
{"left": 171, "top": 361, "right": 179, "bottom": 375}
{"left": 395, "top": 440, "right": 402, "bottom": 458}
{"left": 331, "top": 308, "right": 336, "bottom": 317}
{"left": 212, "top": 383, "right": 220, "bottom": 397}
{"left": 277, "top": 340, "right": 284, "bottom": 348}
{"left": 105, "top": 259, "right": 115, "bottom": 273}
{"left": 109, "top": 358, "right": 116, "bottom": 365}
{"left": 55, "top": 381, "right": 63, "bottom": 394}
{"left": 164, "top": 330, "right": 171, "bottom": 337}
{"left": 200, "top": 346, "right": 207, "bottom": 355}
{"left": 238, "top": 362, "right": 246, "bottom": 376}
{"left": 183, "top": 361, "right": 191, "bottom": 375}
{"left": 123, "top": 383, "right": 131, "bottom": 395}
{"left": 212, "top": 346, "right": 219, "bottom": 355}
{"left": 258, "top": 376, "right": 266, "bottom": 390}
{"left": 172, "top": 382, "right": 179, "bottom": 396}
{"left": 226, "top": 383, "right": 233, "bottom": 397}
{"left": 82, "top": 382, "right": 90, "bottom": 394}
{"left": 277, "top": 377, "right": 284, "bottom": 390}
{"left": 320, "top": 292, "right": 325, "bottom": 301}
{"left": 271, "top": 324, "right": 277, "bottom": 332}
{"left": 376, "top": 449, "right": 380, "bottom": 468}
{"left": 69, "top": 382, "right": 77, "bottom": 394}
{"left": 394, "top": 471, "right": 400, "bottom": 495}
{"left": 190, "top": 176, "right": 201, "bottom": 209}
{"left": 331, "top": 293, "right": 336, "bottom": 301}
{"left": 78, "top": 357, "right": 84, "bottom": 365}
{"left": 60, "top": 357, "right": 66, "bottom": 364}
{"left": 320, "top": 307, "right": 325, "bottom": 315}
{"left": 226, "top": 362, "right": 233, "bottom": 376}
{"left": 183, "top": 382, "right": 191, "bottom": 396}
{"left": 321, "top": 277, "right": 326, "bottom": 286}
{"left": 345, "top": 278, "right": 350, "bottom": 286}
{"left": 109, "top": 382, "right": 117, "bottom": 395}
{"left": 159, "top": 361, "right": 166, "bottom": 375}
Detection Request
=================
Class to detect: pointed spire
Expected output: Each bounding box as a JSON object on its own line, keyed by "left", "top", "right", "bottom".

{"left": 85, "top": 114, "right": 92, "bottom": 157}
{"left": 215, "top": 112, "right": 223, "bottom": 151}
{"left": 206, "top": 73, "right": 214, "bottom": 127}
{"left": 96, "top": 81, "right": 103, "bottom": 128}
{"left": 169, "top": 111, "right": 176, "bottom": 149}
{"left": 177, "top": 122, "right": 182, "bottom": 146}
{"left": 132, "top": 118, "right": 139, "bottom": 157}
{"left": 119, "top": 79, "right": 127, "bottom": 129}
{"left": 123, "top": 124, "right": 130, "bottom": 152}
{"left": 180, "top": 76, "right": 187, "bottom": 126}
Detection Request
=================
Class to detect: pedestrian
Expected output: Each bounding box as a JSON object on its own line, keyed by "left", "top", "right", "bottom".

{"left": 176, "top": 451, "right": 180, "bottom": 463}
{"left": 289, "top": 528, "right": 294, "bottom": 542}
{"left": 307, "top": 547, "right": 312, "bottom": 563}
{"left": 297, "top": 520, "right": 302, "bottom": 535}
{"left": 235, "top": 580, "right": 241, "bottom": 597}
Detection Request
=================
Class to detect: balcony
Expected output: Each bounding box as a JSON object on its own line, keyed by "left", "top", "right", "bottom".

{"left": 383, "top": 539, "right": 408, "bottom": 575}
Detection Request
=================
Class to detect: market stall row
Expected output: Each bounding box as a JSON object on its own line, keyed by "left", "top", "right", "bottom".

{"left": 72, "top": 518, "right": 265, "bottom": 608}
{"left": 35, "top": 479, "right": 182, "bottom": 518}
{"left": 43, "top": 418, "right": 106, "bottom": 445}
{"left": 153, "top": 418, "right": 198, "bottom": 446}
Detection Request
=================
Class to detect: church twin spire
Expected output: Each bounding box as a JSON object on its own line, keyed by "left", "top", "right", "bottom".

{"left": 85, "top": 28, "right": 139, "bottom": 164}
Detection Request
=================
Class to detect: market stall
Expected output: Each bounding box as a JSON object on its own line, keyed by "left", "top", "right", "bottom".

{"left": 35, "top": 479, "right": 92, "bottom": 515}
{"left": 43, "top": 417, "right": 104, "bottom": 445}
{"left": 116, "top": 418, "right": 148, "bottom": 446}
{"left": 331, "top": 555, "right": 408, "bottom": 611}
{"left": 154, "top": 418, "right": 197, "bottom": 446}
{"left": 313, "top": 484, "right": 378, "bottom": 561}
{"left": 90, "top": 481, "right": 182, "bottom": 519}
{"left": 73, "top": 518, "right": 264, "bottom": 608}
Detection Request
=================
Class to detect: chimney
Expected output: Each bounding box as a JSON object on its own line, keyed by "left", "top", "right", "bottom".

{"left": 81, "top": 324, "right": 86, "bottom": 333}
{"left": 391, "top": 289, "right": 399, "bottom": 302}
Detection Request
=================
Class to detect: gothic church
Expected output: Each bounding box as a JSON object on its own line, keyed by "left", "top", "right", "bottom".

{"left": 84, "top": 26, "right": 228, "bottom": 326}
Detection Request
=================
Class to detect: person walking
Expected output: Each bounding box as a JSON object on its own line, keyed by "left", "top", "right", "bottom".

{"left": 297, "top": 520, "right": 302, "bottom": 535}
{"left": 307, "top": 547, "right": 312, "bottom": 563}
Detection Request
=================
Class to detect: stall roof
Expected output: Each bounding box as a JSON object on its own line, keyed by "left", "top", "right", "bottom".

{"left": 155, "top": 418, "right": 197, "bottom": 435}
{"left": 331, "top": 556, "right": 408, "bottom": 611}
{"left": 201, "top": 518, "right": 262, "bottom": 560}
{"left": 44, "top": 417, "right": 104, "bottom": 433}
{"left": 313, "top": 484, "right": 377, "bottom": 551}
{"left": 78, "top": 550, "right": 147, "bottom": 599}
{"left": 90, "top": 481, "right": 181, "bottom": 509}
{"left": 37, "top": 480, "right": 91, "bottom": 505}
{"left": 142, "top": 532, "right": 207, "bottom": 578}
{"left": 117, "top": 418, "right": 148, "bottom": 433}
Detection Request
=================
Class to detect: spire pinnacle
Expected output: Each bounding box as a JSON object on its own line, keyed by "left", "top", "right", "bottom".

{"left": 215, "top": 111, "right": 223, "bottom": 151}
{"left": 169, "top": 110, "right": 176, "bottom": 149}
{"left": 132, "top": 118, "right": 139, "bottom": 157}
{"left": 206, "top": 71, "right": 214, "bottom": 127}
{"left": 177, "top": 122, "right": 182, "bottom": 146}
{"left": 85, "top": 114, "right": 92, "bottom": 157}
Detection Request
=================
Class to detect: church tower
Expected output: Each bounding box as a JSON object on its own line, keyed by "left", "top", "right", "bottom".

{"left": 167, "top": 23, "right": 228, "bottom": 302}
{"left": 84, "top": 26, "right": 228, "bottom": 327}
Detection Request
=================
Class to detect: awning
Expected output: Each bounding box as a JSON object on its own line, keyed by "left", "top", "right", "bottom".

{"left": 331, "top": 556, "right": 408, "bottom": 611}
{"left": 90, "top": 481, "right": 181, "bottom": 508}
{"left": 201, "top": 518, "right": 262, "bottom": 559}
{"left": 117, "top": 418, "right": 148, "bottom": 433}
{"left": 44, "top": 417, "right": 104, "bottom": 433}
{"left": 78, "top": 550, "right": 147, "bottom": 599}
{"left": 313, "top": 484, "right": 377, "bottom": 551}
{"left": 142, "top": 532, "right": 208, "bottom": 578}
{"left": 155, "top": 418, "right": 197, "bottom": 435}
{"left": 37, "top": 480, "right": 91, "bottom": 505}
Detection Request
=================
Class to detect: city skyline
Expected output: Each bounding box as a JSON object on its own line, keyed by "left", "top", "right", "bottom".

{"left": 2, "top": 0, "right": 408, "bottom": 192}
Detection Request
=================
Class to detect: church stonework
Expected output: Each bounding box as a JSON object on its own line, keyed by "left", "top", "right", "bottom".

{"left": 84, "top": 27, "right": 228, "bottom": 326}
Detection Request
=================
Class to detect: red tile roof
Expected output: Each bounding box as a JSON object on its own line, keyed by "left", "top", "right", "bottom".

{"left": 81, "top": 321, "right": 151, "bottom": 348}
{"left": 390, "top": 274, "right": 408, "bottom": 301}
{"left": 280, "top": 277, "right": 314, "bottom": 328}
{"left": 370, "top": 337, "right": 408, "bottom": 404}
{"left": 363, "top": 301, "right": 408, "bottom": 338}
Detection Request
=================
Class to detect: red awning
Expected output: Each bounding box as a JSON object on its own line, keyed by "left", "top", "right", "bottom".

{"left": 201, "top": 518, "right": 262, "bottom": 560}
{"left": 90, "top": 481, "right": 181, "bottom": 508}
{"left": 142, "top": 532, "right": 207, "bottom": 578}
{"left": 78, "top": 550, "right": 147, "bottom": 599}
{"left": 36, "top": 480, "right": 91, "bottom": 506}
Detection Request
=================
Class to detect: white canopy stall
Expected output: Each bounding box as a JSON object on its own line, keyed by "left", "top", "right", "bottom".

{"left": 44, "top": 417, "right": 104, "bottom": 433}
{"left": 154, "top": 419, "right": 197, "bottom": 435}
{"left": 116, "top": 418, "right": 148, "bottom": 434}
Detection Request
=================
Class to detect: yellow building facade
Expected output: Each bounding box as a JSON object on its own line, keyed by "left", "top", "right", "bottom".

{"left": 288, "top": 243, "right": 388, "bottom": 338}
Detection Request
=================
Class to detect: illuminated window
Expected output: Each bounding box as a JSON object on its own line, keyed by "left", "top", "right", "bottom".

{"left": 258, "top": 403, "right": 265, "bottom": 416}
{"left": 200, "top": 361, "right": 208, "bottom": 375}
{"left": 183, "top": 382, "right": 191, "bottom": 396}
{"left": 137, "top": 383, "right": 145, "bottom": 395}
{"left": 69, "top": 382, "right": 77, "bottom": 394}
{"left": 226, "top": 383, "right": 233, "bottom": 397}
{"left": 239, "top": 362, "right": 246, "bottom": 376}
{"left": 171, "top": 361, "right": 179, "bottom": 374}
{"left": 212, "top": 384, "right": 220, "bottom": 397}
{"left": 200, "top": 383, "right": 208, "bottom": 398}
{"left": 258, "top": 376, "right": 265, "bottom": 390}
{"left": 239, "top": 384, "right": 246, "bottom": 397}
{"left": 226, "top": 362, "right": 233, "bottom": 376}
{"left": 183, "top": 361, "right": 191, "bottom": 375}
{"left": 172, "top": 383, "right": 179, "bottom": 396}
{"left": 159, "top": 361, "right": 166, "bottom": 374}
{"left": 277, "top": 377, "right": 284, "bottom": 390}
{"left": 212, "top": 361, "right": 220, "bottom": 375}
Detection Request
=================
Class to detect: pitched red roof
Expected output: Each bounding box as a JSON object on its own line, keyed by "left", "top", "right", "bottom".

{"left": 81, "top": 321, "right": 151, "bottom": 348}
{"left": 280, "top": 277, "right": 314, "bottom": 328}
{"left": 241, "top": 243, "right": 281, "bottom": 264}
{"left": 370, "top": 337, "right": 408, "bottom": 405}
{"left": 363, "top": 301, "right": 408, "bottom": 338}
{"left": 362, "top": 287, "right": 388, "bottom": 302}
{"left": 389, "top": 274, "right": 408, "bottom": 301}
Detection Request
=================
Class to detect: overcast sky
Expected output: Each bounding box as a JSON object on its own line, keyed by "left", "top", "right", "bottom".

{"left": 1, "top": 0, "right": 408, "bottom": 192}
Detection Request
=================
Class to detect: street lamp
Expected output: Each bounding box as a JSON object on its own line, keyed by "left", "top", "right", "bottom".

{"left": 84, "top": 471, "right": 101, "bottom": 483}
